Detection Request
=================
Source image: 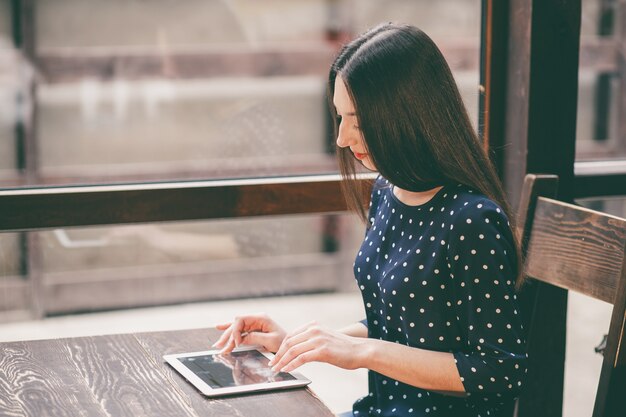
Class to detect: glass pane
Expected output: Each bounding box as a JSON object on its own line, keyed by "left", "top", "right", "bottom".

{"left": 0, "top": 0, "right": 481, "bottom": 188}
{"left": 576, "top": 195, "right": 626, "bottom": 217}
{"left": 0, "top": 233, "right": 21, "bottom": 278}
{"left": 0, "top": 213, "right": 364, "bottom": 315}
{"left": 0, "top": 0, "right": 20, "bottom": 186}
{"left": 0, "top": 232, "right": 29, "bottom": 321}
{"left": 563, "top": 292, "right": 612, "bottom": 417}
{"left": 37, "top": 78, "right": 328, "bottom": 181}
{"left": 39, "top": 216, "right": 333, "bottom": 273}
{"left": 576, "top": 0, "right": 626, "bottom": 161}
{"left": 0, "top": 1, "right": 10, "bottom": 36}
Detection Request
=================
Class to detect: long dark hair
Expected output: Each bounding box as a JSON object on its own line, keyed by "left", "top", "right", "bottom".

{"left": 328, "top": 23, "right": 524, "bottom": 286}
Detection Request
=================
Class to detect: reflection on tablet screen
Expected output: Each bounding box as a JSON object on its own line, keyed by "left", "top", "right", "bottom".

{"left": 180, "top": 350, "right": 296, "bottom": 388}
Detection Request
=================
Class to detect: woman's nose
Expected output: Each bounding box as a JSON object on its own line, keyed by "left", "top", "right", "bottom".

{"left": 336, "top": 126, "right": 356, "bottom": 148}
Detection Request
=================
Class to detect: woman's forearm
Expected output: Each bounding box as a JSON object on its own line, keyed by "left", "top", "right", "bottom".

{"left": 337, "top": 322, "right": 368, "bottom": 338}
{"left": 359, "top": 338, "right": 466, "bottom": 394}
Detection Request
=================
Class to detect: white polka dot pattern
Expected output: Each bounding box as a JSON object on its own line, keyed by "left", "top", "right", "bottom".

{"left": 352, "top": 176, "right": 527, "bottom": 417}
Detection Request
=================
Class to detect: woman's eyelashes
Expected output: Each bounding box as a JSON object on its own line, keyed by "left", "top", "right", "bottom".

{"left": 336, "top": 114, "right": 360, "bottom": 130}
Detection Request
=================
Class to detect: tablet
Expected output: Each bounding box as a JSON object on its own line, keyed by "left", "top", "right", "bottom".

{"left": 163, "top": 346, "right": 311, "bottom": 397}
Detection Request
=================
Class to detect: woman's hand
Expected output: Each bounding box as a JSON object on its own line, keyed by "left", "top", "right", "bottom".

{"left": 212, "top": 313, "right": 287, "bottom": 354}
{"left": 268, "top": 321, "right": 368, "bottom": 373}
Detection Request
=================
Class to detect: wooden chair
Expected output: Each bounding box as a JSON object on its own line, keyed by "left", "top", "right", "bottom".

{"left": 515, "top": 174, "right": 626, "bottom": 417}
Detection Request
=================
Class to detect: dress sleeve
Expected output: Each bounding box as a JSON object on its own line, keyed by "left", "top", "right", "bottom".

{"left": 447, "top": 199, "right": 527, "bottom": 397}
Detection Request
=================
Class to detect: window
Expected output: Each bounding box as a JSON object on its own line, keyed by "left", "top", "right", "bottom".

{"left": 2, "top": 0, "right": 481, "bottom": 188}
{"left": 0, "top": 1, "right": 483, "bottom": 318}
{"left": 576, "top": 0, "right": 626, "bottom": 162}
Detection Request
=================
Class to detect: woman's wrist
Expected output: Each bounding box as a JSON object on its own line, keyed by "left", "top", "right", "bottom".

{"left": 356, "top": 337, "right": 379, "bottom": 369}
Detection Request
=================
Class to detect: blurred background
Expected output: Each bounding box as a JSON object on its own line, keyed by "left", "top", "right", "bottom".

{"left": 0, "top": 0, "right": 483, "bottom": 315}
{"left": 0, "top": 1, "right": 624, "bottom": 415}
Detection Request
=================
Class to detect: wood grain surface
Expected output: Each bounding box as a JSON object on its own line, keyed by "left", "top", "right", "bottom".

{"left": 525, "top": 197, "right": 626, "bottom": 303}
{"left": 0, "top": 328, "right": 334, "bottom": 417}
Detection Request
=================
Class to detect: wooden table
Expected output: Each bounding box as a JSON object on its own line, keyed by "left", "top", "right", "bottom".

{"left": 0, "top": 328, "right": 336, "bottom": 417}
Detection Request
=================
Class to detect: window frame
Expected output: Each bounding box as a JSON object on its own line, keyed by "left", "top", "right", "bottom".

{"left": 483, "top": 0, "right": 626, "bottom": 205}
{"left": 0, "top": 174, "right": 370, "bottom": 232}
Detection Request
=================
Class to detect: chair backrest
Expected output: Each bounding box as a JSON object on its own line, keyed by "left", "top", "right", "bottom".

{"left": 516, "top": 174, "right": 626, "bottom": 417}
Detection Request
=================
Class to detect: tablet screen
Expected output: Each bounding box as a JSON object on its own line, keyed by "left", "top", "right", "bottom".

{"left": 179, "top": 350, "right": 296, "bottom": 388}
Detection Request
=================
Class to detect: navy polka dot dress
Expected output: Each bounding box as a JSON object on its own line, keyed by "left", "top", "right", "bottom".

{"left": 351, "top": 176, "right": 527, "bottom": 417}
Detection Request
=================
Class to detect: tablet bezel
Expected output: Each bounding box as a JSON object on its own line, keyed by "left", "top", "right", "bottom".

{"left": 163, "top": 346, "right": 311, "bottom": 397}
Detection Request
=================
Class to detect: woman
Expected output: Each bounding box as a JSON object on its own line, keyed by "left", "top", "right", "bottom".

{"left": 213, "top": 23, "right": 527, "bottom": 417}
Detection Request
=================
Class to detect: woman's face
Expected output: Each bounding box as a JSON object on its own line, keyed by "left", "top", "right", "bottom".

{"left": 333, "top": 75, "right": 376, "bottom": 171}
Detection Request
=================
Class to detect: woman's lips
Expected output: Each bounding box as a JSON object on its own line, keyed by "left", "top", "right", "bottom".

{"left": 353, "top": 152, "right": 368, "bottom": 160}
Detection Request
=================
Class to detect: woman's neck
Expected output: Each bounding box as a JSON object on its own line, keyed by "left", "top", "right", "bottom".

{"left": 393, "top": 185, "right": 444, "bottom": 207}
